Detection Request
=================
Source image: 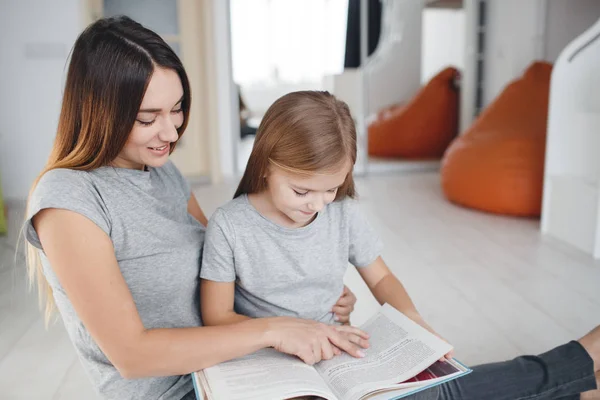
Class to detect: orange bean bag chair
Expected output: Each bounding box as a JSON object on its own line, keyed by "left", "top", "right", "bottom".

{"left": 368, "top": 67, "right": 460, "bottom": 159}
{"left": 441, "top": 61, "right": 553, "bottom": 217}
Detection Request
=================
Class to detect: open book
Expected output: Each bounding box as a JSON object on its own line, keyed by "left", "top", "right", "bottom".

{"left": 192, "top": 304, "right": 471, "bottom": 400}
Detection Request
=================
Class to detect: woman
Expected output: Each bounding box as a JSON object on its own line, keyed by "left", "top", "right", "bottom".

{"left": 25, "top": 16, "right": 366, "bottom": 400}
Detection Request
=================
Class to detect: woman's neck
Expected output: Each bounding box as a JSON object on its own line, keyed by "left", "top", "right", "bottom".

{"left": 110, "top": 156, "right": 146, "bottom": 171}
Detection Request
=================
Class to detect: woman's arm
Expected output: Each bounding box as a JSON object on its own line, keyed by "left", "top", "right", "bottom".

{"left": 34, "top": 208, "right": 367, "bottom": 378}
{"left": 200, "top": 280, "right": 250, "bottom": 325}
{"left": 188, "top": 193, "right": 208, "bottom": 226}
{"left": 200, "top": 280, "right": 367, "bottom": 358}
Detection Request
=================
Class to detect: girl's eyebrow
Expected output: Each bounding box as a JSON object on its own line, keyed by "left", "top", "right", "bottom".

{"left": 292, "top": 184, "right": 341, "bottom": 192}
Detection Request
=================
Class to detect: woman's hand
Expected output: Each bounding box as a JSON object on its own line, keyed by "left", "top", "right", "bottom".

{"left": 263, "top": 317, "right": 369, "bottom": 365}
{"left": 332, "top": 285, "right": 357, "bottom": 324}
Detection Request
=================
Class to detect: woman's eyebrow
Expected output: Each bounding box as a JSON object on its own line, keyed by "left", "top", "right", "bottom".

{"left": 139, "top": 96, "right": 184, "bottom": 113}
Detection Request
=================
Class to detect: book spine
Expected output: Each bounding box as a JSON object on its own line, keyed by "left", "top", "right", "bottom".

{"left": 190, "top": 374, "right": 202, "bottom": 400}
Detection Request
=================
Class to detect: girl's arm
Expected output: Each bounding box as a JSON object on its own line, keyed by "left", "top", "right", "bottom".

{"left": 358, "top": 256, "right": 453, "bottom": 359}
{"left": 33, "top": 209, "right": 368, "bottom": 378}
{"left": 200, "top": 280, "right": 250, "bottom": 325}
{"left": 357, "top": 256, "right": 420, "bottom": 318}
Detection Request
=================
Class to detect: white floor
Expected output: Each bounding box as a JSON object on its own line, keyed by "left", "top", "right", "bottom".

{"left": 1, "top": 171, "right": 599, "bottom": 399}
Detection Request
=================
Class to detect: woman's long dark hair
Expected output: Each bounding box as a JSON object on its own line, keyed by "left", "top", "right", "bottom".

{"left": 27, "top": 16, "right": 192, "bottom": 323}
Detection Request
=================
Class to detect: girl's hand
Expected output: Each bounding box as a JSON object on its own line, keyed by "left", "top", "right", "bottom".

{"left": 264, "top": 317, "right": 369, "bottom": 365}
{"left": 332, "top": 286, "right": 356, "bottom": 324}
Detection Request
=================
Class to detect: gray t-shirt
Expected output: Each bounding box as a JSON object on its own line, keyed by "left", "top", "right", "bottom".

{"left": 25, "top": 161, "right": 204, "bottom": 400}
{"left": 200, "top": 194, "right": 383, "bottom": 324}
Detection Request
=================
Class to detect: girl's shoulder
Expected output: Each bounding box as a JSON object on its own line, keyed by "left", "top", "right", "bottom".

{"left": 327, "top": 196, "right": 360, "bottom": 217}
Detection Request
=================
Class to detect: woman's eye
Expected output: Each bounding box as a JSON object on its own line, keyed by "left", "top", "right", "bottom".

{"left": 293, "top": 190, "right": 308, "bottom": 197}
{"left": 171, "top": 109, "right": 183, "bottom": 114}
{"left": 137, "top": 119, "right": 155, "bottom": 126}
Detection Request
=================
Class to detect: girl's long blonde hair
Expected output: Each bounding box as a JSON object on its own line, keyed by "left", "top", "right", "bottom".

{"left": 234, "top": 91, "right": 357, "bottom": 200}
{"left": 26, "top": 16, "right": 191, "bottom": 324}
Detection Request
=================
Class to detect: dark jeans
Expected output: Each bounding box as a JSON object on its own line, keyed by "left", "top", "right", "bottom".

{"left": 408, "top": 341, "right": 597, "bottom": 400}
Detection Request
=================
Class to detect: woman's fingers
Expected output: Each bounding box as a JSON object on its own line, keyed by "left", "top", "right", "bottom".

{"left": 326, "top": 329, "right": 367, "bottom": 359}
{"left": 312, "top": 340, "right": 322, "bottom": 365}
{"left": 319, "top": 336, "right": 335, "bottom": 361}
{"left": 335, "top": 325, "right": 370, "bottom": 341}
{"left": 269, "top": 317, "right": 370, "bottom": 364}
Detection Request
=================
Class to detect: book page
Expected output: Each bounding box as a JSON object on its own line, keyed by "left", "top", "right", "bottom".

{"left": 314, "top": 304, "right": 453, "bottom": 400}
{"left": 200, "top": 348, "right": 338, "bottom": 400}
{"left": 361, "top": 359, "right": 470, "bottom": 400}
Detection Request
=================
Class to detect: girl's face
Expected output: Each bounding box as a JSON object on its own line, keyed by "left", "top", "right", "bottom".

{"left": 113, "top": 67, "right": 185, "bottom": 170}
{"left": 264, "top": 161, "right": 351, "bottom": 228}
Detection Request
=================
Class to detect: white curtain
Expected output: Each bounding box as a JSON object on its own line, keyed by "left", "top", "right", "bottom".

{"left": 230, "top": 0, "right": 349, "bottom": 86}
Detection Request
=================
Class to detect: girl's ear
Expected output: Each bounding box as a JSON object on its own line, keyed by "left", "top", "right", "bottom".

{"left": 264, "top": 164, "right": 273, "bottom": 179}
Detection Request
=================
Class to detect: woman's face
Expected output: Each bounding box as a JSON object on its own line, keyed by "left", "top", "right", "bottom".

{"left": 113, "top": 67, "right": 185, "bottom": 170}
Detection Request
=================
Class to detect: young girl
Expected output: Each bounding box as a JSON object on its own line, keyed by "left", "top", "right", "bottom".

{"left": 199, "top": 91, "right": 600, "bottom": 399}
{"left": 200, "top": 90, "right": 433, "bottom": 335}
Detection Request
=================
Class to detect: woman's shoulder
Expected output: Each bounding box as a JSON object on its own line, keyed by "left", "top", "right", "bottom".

{"left": 34, "top": 168, "right": 97, "bottom": 198}
{"left": 27, "top": 168, "right": 111, "bottom": 249}
{"left": 39, "top": 167, "right": 92, "bottom": 181}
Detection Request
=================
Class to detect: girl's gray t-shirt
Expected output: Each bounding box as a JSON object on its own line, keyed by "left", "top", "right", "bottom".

{"left": 200, "top": 194, "right": 383, "bottom": 324}
{"left": 25, "top": 161, "right": 205, "bottom": 400}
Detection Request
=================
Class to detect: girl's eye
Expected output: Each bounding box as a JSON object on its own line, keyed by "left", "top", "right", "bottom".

{"left": 293, "top": 190, "right": 308, "bottom": 197}
{"left": 137, "top": 119, "right": 155, "bottom": 126}
{"left": 327, "top": 188, "right": 337, "bottom": 193}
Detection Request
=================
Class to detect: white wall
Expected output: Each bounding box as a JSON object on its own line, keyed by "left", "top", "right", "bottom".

{"left": 544, "top": 0, "right": 600, "bottom": 62}
{"left": 482, "top": 0, "right": 600, "bottom": 109}
{"left": 421, "top": 8, "right": 466, "bottom": 84}
{"left": 211, "top": 0, "right": 237, "bottom": 180}
{"left": 0, "top": 0, "right": 83, "bottom": 200}
{"left": 482, "top": 0, "right": 545, "bottom": 107}
{"left": 540, "top": 16, "right": 600, "bottom": 256}
{"left": 365, "top": 0, "right": 423, "bottom": 115}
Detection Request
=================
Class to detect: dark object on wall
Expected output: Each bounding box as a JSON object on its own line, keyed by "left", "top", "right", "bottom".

{"left": 238, "top": 88, "right": 257, "bottom": 139}
{"left": 344, "top": 0, "right": 382, "bottom": 68}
